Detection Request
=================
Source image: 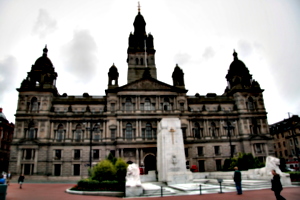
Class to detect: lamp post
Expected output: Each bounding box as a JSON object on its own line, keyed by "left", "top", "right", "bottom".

{"left": 85, "top": 121, "right": 100, "bottom": 168}
{"left": 223, "top": 120, "right": 235, "bottom": 158}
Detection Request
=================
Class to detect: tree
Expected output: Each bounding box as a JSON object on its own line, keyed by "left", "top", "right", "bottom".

{"left": 91, "top": 159, "right": 116, "bottom": 181}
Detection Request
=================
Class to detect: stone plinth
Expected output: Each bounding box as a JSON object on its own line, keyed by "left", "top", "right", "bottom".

{"left": 125, "top": 186, "right": 143, "bottom": 197}
{"left": 157, "top": 118, "right": 193, "bottom": 185}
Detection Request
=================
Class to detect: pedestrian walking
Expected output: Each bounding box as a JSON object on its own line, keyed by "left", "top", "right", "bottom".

{"left": 233, "top": 166, "right": 242, "bottom": 195}
{"left": 271, "top": 169, "right": 286, "bottom": 200}
{"left": 7, "top": 171, "right": 11, "bottom": 185}
{"left": 18, "top": 174, "right": 25, "bottom": 189}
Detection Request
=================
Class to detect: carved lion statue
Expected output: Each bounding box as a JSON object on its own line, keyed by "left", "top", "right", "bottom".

{"left": 126, "top": 163, "right": 141, "bottom": 187}
{"left": 255, "top": 156, "right": 282, "bottom": 176}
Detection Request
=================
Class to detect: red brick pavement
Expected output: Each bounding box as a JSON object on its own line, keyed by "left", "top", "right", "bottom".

{"left": 5, "top": 183, "right": 300, "bottom": 200}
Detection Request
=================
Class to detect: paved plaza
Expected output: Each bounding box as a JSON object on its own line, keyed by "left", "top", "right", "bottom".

{"left": 4, "top": 183, "right": 300, "bottom": 200}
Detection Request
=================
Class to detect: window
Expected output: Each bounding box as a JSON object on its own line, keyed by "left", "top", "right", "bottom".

{"left": 74, "top": 124, "right": 82, "bottom": 141}
{"left": 23, "top": 149, "right": 35, "bottom": 160}
{"left": 198, "top": 160, "right": 205, "bottom": 172}
{"left": 145, "top": 123, "right": 152, "bottom": 139}
{"left": 163, "top": 97, "right": 170, "bottom": 111}
{"left": 93, "top": 149, "right": 100, "bottom": 160}
{"left": 144, "top": 98, "right": 151, "bottom": 110}
{"left": 180, "top": 103, "right": 184, "bottom": 111}
{"left": 125, "top": 123, "right": 133, "bottom": 140}
{"left": 73, "top": 164, "right": 80, "bottom": 176}
{"left": 214, "top": 146, "right": 220, "bottom": 155}
{"left": 247, "top": 97, "right": 255, "bottom": 110}
{"left": 93, "top": 124, "right": 101, "bottom": 141}
{"left": 216, "top": 160, "right": 222, "bottom": 171}
{"left": 74, "top": 149, "right": 81, "bottom": 160}
{"left": 54, "top": 150, "right": 62, "bottom": 160}
{"left": 283, "top": 141, "right": 286, "bottom": 147}
{"left": 56, "top": 124, "right": 64, "bottom": 141}
{"left": 194, "top": 122, "right": 200, "bottom": 138}
{"left": 290, "top": 139, "right": 293, "bottom": 146}
{"left": 28, "top": 127, "right": 36, "bottom": 139}
{"left": 278, "top": 142, "right": 281, "bottom": 148}
{"left": 211, "top": 122, "right": 217, "bottom": 137}
{"left": 23, "top": 164, "right": 34, "bottom": 175}
{"left": 125, "top": 98, "right": 133, "bottom": 111}
{"left": 111, "top": 103, "right": 115, "bottom": 112}
{"left": 31, "top": 97, "right": 39, "bottom": 112}
{"left": 254, "top": 143, "right": 264, "bottom": 153}
{"left": 54, "top": 164, "right": 61, "bottom": 176}
{"left": 185, "top": 148, "right": 189, "bottom": 157}
{"left": 198, "top": 147, "right": 204, "bottom": 156}
{"left": 285, "top": 150, "right": 288, "bottom": 157}
{"left": 108, "top": 129, "right": 115, "bottom": 140}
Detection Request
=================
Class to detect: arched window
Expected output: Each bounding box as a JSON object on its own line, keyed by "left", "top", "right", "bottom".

{"left": 125, "top": 97, "right": 133, "bottom": 111}
{"left": 140, "top": 58, "right": 144, "bottom": 65}
{"left": 31, "top": 97, "right": 39, "bottom": 112}
{"left": 247, "top": 97, "right": 255, "bottom": 110}
{"left": 74, "top": 124, "right": 82, "bottom": 141}
{"left": 125, "top": 123, "right": 133, "bottom": 140}
{"left": 163, "top": 97, "right": 170, "bottom": 111}
{"left": 250, "top": 118, "right": 259, "bottom": 135}
{"left": 57, "top": 124, "right": 64, "bottom": 141}
{"left": 93, "top": 123, "right": 101, "bottom": 141}
{"left": 144, "top": 98, "right": 151, "bottom": 110}
{"left": 146, "top": 123, "right": 152, "bottom": 139}
{"left": 135, "top": 58, "right": 139, "bottom": 65}
{"left": 194, "top": 122, "right": 200, "bottom": 139}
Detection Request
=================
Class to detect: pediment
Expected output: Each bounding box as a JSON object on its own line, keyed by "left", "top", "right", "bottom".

{"left": 121, "top": 78, "right": 173, "bottom": 90}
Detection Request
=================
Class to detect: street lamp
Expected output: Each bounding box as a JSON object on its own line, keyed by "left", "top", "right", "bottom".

{"left": 223, "top": 120, "right": 235, "bottom": 158}
{"left": 84, "top": 121, "right": 100, "bottom": 168}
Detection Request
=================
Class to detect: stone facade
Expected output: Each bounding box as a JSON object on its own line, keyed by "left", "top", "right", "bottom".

{"left": 269, "top": 115, "right": 300, "bottom": 163}
{"left": 9, "top": 9, "right": 274, "bottom": 179}
{"left": 0, "top": 108, "right": 14, "bottom": 173}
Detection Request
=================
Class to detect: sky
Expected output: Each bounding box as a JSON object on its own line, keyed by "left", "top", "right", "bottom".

{"left": 0, "top": 0, "right": 300, "bottom": 124}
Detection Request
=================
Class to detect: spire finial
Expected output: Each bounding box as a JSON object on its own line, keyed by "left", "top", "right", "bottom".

{"left": 138, "top": 1, "right": 141, "bottom": 13}
{"left": 43, "top": 45, "right": 48, "bottom": 56}
{"left": 233, "top": 49, "right": 238, "bottom": 60}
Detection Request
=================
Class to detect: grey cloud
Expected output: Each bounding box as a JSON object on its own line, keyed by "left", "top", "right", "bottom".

{"left": 0, "top": 56, "right": 18, "bottom": 101}
{"left": 32, "top": 9, "right": 57, "bottom": 39}
{"left": 202, "top": 46, "right": 215, "bottom": 60}
{"left": 237, "top": 40, "right": 253, "bottom": 57}
{"left": 63, "top": 30, "right": 98, "bottom": 82}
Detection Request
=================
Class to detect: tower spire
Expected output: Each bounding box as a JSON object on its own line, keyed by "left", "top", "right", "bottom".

{"left": 138, "top": 2, "right": 141, "bottom": 13}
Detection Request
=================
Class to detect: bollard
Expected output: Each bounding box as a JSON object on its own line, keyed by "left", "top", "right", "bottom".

{"left": 199, "top": 184, "right": 202, "bottom": 195}
{"left": 217, "top": 178, "right": 223, "bottom": 194}
{"left": 219, "top": 182, "right": 223, "bottom": 193}
{"left": 161, "top": 186, "right": 163, "bottom": 197}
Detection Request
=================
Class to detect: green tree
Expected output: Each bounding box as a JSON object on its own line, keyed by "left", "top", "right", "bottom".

{"left": 115, "top": 158, "right": 128, "bottom": 182}
{"left": 91, "top": 159, "right": 116, "bottom": 181}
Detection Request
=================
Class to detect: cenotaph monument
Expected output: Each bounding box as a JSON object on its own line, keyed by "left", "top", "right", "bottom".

{"left": 157, "top": 118, "right": 193, "bottom": 185}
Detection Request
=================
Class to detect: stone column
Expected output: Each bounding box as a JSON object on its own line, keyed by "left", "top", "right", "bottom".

{"left": 136, "top": 148, "right": 139, "bottom": 164}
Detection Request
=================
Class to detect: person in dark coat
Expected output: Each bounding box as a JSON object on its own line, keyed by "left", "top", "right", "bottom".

{"left": 18, "top": 174, "right": 25, "bottom": 189}
{"left": 233, "top": 166, "right": 242, "bottom": 195}
{"left": 271, "top": 170, "right": 286, "bottom": 200}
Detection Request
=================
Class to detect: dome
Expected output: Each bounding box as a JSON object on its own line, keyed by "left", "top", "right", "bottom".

{"left": 227, "top": 51, "right": 250, "bottom": 77}
{"left": 109, "top": 63, "right": 118, "bottom": 73}
{"left": 33, "top": 46, "right": 53, "bottom": 70}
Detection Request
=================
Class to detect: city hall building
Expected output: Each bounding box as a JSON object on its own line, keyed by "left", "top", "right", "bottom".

{"left": 9, "top": 9, "right": 274, "bottom": 178}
